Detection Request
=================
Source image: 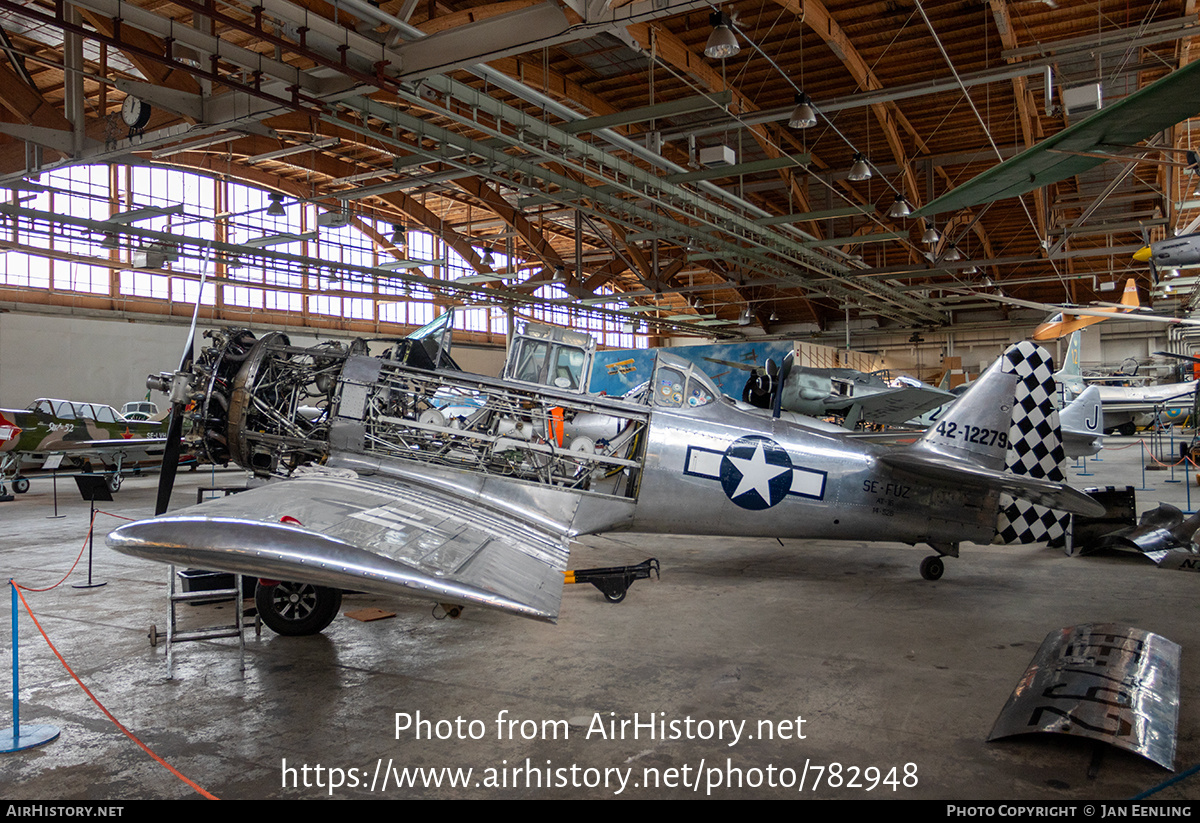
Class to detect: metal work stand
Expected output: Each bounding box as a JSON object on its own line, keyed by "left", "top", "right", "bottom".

{"left": 158, "top": 566, "right": 248, "bottom": 679}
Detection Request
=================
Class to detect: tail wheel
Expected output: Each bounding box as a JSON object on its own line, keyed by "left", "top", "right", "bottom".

{"left": 254, "top": 580, "right": 341, "bottom": 636}
{"left": 919, "top": 555, "right": 944, "bottom": 581}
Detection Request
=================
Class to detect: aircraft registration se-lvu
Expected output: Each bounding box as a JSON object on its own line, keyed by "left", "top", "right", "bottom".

{"left": 0, "top": 398, "right": 167, "bottom": 496}
{"left": 106, "top": 314, "right": 1103, "bottom": 637}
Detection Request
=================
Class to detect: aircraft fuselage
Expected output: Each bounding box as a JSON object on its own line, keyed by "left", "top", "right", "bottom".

{"left": 627, "top": 398, "right": 997, "bottom": 546}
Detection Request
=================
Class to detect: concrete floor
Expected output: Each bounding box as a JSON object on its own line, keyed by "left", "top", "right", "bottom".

{"left": 3, "top": 434, "right": 1200, "bottom": 800}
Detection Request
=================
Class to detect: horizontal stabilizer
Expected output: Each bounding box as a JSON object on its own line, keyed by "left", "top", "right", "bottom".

{"left": 880, "top": 450, "right": 1104, "bottom": 516}
{"left": 836, "top": 385, "right": 956, "bottom": 426}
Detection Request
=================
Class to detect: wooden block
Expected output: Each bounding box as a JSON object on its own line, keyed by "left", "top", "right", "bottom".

{"left": 344, "top": 607, "right": 396, "bottom": 623}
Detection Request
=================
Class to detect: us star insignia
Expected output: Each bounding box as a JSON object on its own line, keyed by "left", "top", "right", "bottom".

{"left": 684, "top": 435, "right": 827, "bottom": 510}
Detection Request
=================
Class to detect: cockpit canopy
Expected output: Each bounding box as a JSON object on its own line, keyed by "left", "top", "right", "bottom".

{"left": 503, "top": 322, "right": 596, "bottom": 393}
{"left": 650, "top": 352, "right": 718, "bottom": 410}
{"left": 31, "top": 398, "right": 125, "bottom": 424}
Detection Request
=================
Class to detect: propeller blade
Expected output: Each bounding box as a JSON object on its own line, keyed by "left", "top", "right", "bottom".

{"left": 154, "top": 404, "right": 186, "bottom": 516}
{"left": 772, "top": 351, "right": 794, "bottom": 419}
{"left": 154, "top": 246, "right": 210, "bottom": 515}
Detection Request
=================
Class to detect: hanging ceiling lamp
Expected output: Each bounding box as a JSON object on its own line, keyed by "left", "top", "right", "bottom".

{"left": 847, "top": 152, "right": 872, "bottom": 182}
{"left": 704, "top": 11, "right": 739, "bottom": 59}
{"left": 944, "top": 244, "right": 961, "bottom": 262}
{"left": 390, "top": 223, "right": 407, "bottom": 248}
{"left": 787, "top": 92, "right": 817, "bottom": 129}
{"left": 886, "top": 194, "right": 912, "bottom": 218}
{"left": 266, "top": 192, "right": 286, "bottom": 217}
{"left": 482, "top": 245, "right": 495, "bottom": 267}
{"left": 922, "top": 225, "right": 940, "bottom": 245}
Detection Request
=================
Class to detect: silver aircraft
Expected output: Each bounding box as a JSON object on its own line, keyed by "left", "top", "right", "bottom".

{"left": 107, "top": 317, "right": 1102, "bottom": 636}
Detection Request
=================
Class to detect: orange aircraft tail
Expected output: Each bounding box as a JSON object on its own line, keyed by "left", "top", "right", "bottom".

{"left": 1120, "top": 278, "right": 1140, "bottom": 308}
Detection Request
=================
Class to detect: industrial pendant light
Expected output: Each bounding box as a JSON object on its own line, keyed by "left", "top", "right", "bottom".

{"left": 944, "top": 244, "right": 961, "bottom": 262}
{"left": 922, "top": 224, "right": 940, "bottom": 245}
{"left": 266, "top": 192, "right": 286, "bottom": 217}
{"left": 886, "top": 194, "right": 912, "bottom": 218}
{"left": 787, "top": 92, "right": 817, "bottom": 129}
{"left": 482, "top": 245, "right": 495, "bottom": 267}
{"left": 847, "top": 152, "right": 872, "bottom": 181}
{"left": 390, "top": 223, "right": 407, "bottom": 248}
{"left": 704, "top": 11, "right": 739, "bottom": 59}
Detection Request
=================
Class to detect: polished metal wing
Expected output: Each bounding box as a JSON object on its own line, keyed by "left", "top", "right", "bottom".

{"left": 107, "top": 468, "right": 572, "bottom": 622}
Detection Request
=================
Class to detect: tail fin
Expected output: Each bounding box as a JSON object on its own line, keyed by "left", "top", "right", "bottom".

{"left": 1053, "top": 330, "right": 1084, "bottom": 399}
{"left": 913, "top": 354, "right": 1017, "bottom": 471}
{"left": 1120, "top": 278, "right": 1140, "bottom": 308}
{"left": 1059, "top": 386, "right": 1104, "bottom": 458}
{"left": 993, "top": 342, "right": 1071, "bottom": 545}
{"left": 881, "top": 344, "right": 1099, "bottom": 523}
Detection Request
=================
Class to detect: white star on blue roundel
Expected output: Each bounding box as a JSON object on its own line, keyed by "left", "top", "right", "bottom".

{"left": 719, "top": 435, "right": 794, "bottom": 510}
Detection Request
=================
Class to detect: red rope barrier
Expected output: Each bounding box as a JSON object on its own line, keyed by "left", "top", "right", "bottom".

{"left": 12, "top": 584, "right": 219, "bottom": 800}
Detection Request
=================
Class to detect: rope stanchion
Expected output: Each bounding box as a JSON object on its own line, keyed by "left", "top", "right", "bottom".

{"left": 1138, "top": 440, "right": 1156, "bottom": 492}
{"left": 11, "top": 584, "right": 219, "bottom": 799}
{"left": 15, "top": 510, "right": 134, "bottom": 593}
{"left": 2, "top": 580, "right": 59, "bottom": 753}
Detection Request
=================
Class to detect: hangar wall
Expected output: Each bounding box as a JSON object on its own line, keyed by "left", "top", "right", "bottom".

{"left": 0, "top": 307, "right": 1183, "bottom": 416}
{"left": 0, "top": 310, "right": 511, "bottom": 412}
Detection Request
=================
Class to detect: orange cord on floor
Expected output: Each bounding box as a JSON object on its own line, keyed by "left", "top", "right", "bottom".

{"left": 11, "top": 510, "right": 219, "bottom": 799}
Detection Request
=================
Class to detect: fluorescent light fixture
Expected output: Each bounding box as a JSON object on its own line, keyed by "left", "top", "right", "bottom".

{"left": 333, "top": 168, "right": 394, "bottom": 186}
{"left": 105, "top": 204, "right": 185, "bottom": 224}
{"left": 241, "top": 231, "right": 318, "bottom": 248}
{"left": 246, "top": 137, "right": 339, "bottom": 165}
{"left": 454, "top": 273, "right": 507, "bottom": 284}
{"left": 151, "top": 132, "right": 238, "bottom": 158}
{"left": 377, "top": 258, "right": 447, "bottom": 270}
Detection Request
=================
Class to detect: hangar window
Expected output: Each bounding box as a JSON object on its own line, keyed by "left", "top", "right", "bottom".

{"left": 0, "top": 164, "right": 651, "bottom": 350}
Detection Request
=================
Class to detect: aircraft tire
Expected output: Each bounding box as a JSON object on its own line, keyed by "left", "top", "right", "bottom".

{"left": 1118, "top": 422, "right": 1136, "bottom": 436}
{"left": 12, "top": 477, "right": 29, "bottom": 494}
{"left": 919, "top": 555, "right": 944, "bottom": 581}
{"left": 255, "top": 580, "right": 342, "bottom": 636}
{"left": 107, "top": 474, "right": 121, "bottom": 493}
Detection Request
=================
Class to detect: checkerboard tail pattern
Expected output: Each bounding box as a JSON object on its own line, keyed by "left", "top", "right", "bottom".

{"left": 993, "top": 342, "right": 1071, "bottom": 545}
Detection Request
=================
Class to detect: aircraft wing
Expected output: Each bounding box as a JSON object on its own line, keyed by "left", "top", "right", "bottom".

{"left": 832, "top": 385, "right": 955, "bottom": 426}
{"left": 961, "top": 290, "right": 1200, "bottom": 328}
{"left": 914, "top": 60, "right": 1200, "bottom": 216}
{"left": 107, "top": 468, "right": 572, "bottom": 622}
{"left": 38, "top": 437, "right": 170, "bottom": 457}
{"left": 879, "top": 450, "right": 1105, "bottom": 516}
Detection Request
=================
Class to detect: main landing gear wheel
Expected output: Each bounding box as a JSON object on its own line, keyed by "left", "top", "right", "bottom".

{"left": 255, "top": 581, "right": 342, "bottom": 636}
{"left": 12, "top": 477, "right": 29, "bottom": 494}
{"left": 919, "top": 556, "right": 944, "bottom": 581}
{"left": 106, "top": 474, "right": 122, "bottom": 493}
